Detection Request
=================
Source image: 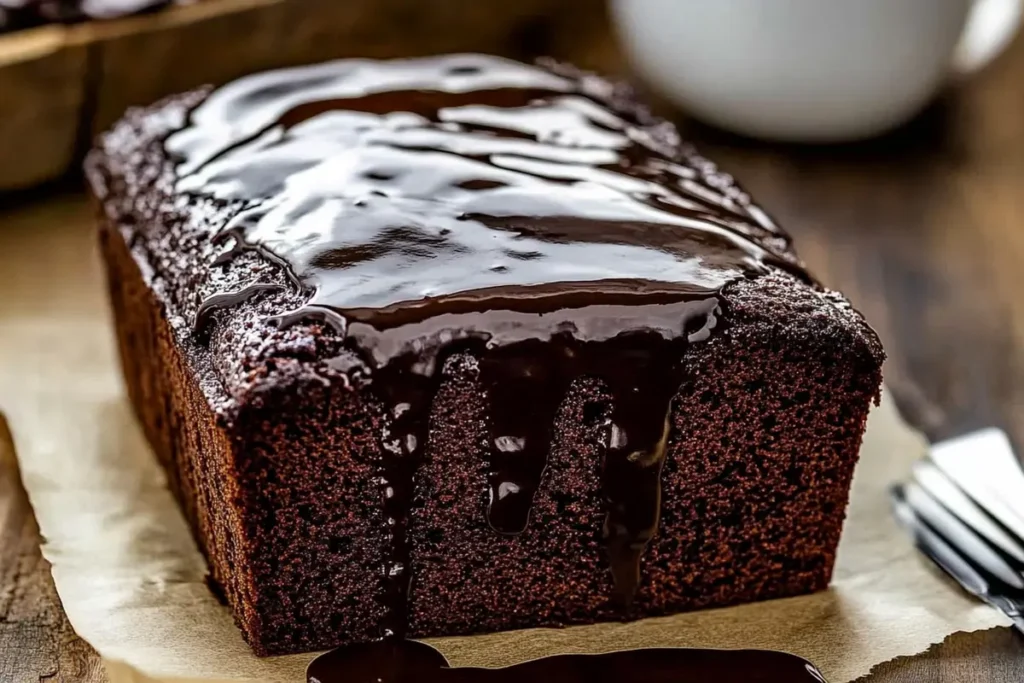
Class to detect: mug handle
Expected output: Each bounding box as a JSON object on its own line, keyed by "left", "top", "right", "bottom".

{"left": 954, "top": 0, "right": 1024, "bottom": 74}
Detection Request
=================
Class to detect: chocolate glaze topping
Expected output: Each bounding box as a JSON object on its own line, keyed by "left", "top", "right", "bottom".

{"left": 305, "top": 639, "right": 829, "bottom": 683}
{"left": 166, "top": 55, "right": 807, "bottom": 629}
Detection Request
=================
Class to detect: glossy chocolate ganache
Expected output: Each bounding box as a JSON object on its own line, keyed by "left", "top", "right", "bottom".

{"left": 166, "top": 54, "right": 809, "bottom": 627}
{"left": 307, "top": 640, "right": 829, "bottom": 683}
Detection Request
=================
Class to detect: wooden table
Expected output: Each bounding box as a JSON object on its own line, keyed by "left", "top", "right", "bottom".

{"left": 4, "top": 32, "right": 1024, "bottom": 683}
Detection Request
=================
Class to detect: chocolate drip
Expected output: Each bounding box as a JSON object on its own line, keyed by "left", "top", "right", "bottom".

{"left": 306, "top": 639, "right": 830, "bottom": 683}
{"left": 370, "top": 357, "right": 438, "bottom": 637}
{"left": 192, "top": 283, "right": 283, "bottom": 335}
{"left": 167, "top": 55, "right": 809, "bottom": 625}
{"left": 600, "top": 358, "right": 676, "bottom": 604}
{"left": 480, "top": 345, "right": 562, "bottom": 535}
{"left": 477, "top": 305, "right": 717, "bottom": 594}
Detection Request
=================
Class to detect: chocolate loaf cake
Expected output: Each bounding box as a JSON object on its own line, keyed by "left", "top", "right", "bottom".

{"left": 87, "top": 54, "right": 884, "bottom": 657}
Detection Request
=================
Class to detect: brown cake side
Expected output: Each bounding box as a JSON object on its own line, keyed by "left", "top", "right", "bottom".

{"left": 405, "top": 275, "right": 881, "bottom": 636}
{"left": 99, "top": 214, "right": 391, "bottom": 653}
{"left": 88, "top": 55, "right": 883, "bottom": 656}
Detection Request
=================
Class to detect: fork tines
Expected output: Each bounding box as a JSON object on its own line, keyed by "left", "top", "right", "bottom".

{"left": 890, "top": 428, "right": 1024, "bottom": 634}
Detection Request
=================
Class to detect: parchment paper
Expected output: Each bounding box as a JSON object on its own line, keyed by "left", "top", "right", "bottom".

{"left": 0, "top": 306, "right": 1010, "bottom": 683}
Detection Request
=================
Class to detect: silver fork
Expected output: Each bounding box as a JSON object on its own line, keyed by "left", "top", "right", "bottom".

{"left": 890, "top": 428, "right": 1024, "bottom": 634}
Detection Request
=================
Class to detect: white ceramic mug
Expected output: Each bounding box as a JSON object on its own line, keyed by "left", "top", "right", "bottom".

{"left": 612, "top": 0, "right": 1023, "bottom": 142}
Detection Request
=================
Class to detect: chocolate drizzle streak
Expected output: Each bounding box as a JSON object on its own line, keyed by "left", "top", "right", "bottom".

{"left": 166, "top": 54, "right": 807, "bottom": 632}
{"left": 305, "top": 639, "right": 829, "bottom": 683}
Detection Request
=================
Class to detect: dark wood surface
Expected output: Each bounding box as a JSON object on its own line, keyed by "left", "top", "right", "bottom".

{"left": 4, "top": 25, "right": 1024, "bottom": 683}
{"left": 0, "top": 415, "right": 105, "bottom": 682}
